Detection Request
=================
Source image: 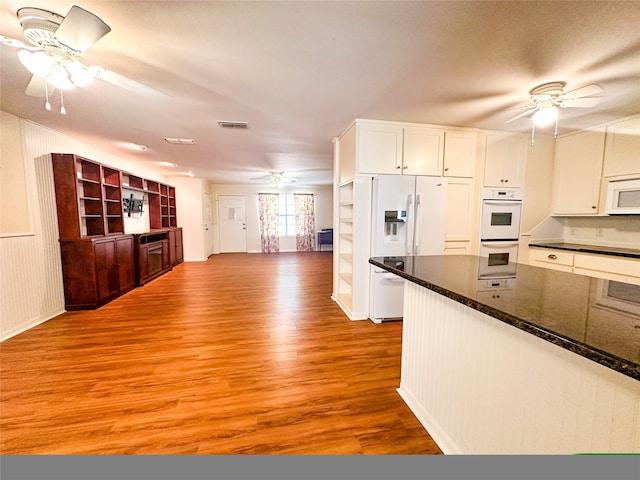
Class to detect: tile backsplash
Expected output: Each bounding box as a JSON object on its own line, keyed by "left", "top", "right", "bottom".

{"left": 530, "top": 215, "right": 640, "bottom": 249}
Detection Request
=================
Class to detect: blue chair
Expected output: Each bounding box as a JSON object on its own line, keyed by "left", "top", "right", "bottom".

{"left": 317, "top": 228, "right": 333, "bottom": 251}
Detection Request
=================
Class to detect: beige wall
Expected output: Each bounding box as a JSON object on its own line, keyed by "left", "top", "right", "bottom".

{"left": 0, "top": 111, "right": 170, "bottom": 341}
{"left": 0, "top": 111, "right": 31, "bottom": 236}
{"left": 210, "top": 183, "right": 334, "bottom": 253}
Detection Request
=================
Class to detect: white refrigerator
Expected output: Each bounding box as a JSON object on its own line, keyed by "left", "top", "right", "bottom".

{"left": 369, "top": 175, "right": 447, "bottom": 322}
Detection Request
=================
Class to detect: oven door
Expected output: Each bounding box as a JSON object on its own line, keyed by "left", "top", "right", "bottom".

{"left": 478, "top": 241, "right": 519, "bottom": 278}
{"left": 481, "top": 200, "right": 522, "bottom": 240}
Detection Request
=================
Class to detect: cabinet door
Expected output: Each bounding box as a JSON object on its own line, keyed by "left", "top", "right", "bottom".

{"left": 338, "top": 123, "right": 356, "bottom": 184}
{"left": 445, "top": 178, "right": 475, "bottom": 241}
{"left": 552, "top": 129, "right": 605, "bottom": 215}
{"left": 168, "top": 229, "right": 177, "bottom": 266}
{"left": 444, "top": 130, "right": 477, "bottom": 177}
{"left": 602, "top": 116, "right": 640, "bottom": 177}
{"left": 175, "top": 228, "right": 184, "bottom": 263}
{"left": 484, "top": 134, "right": 526, "bottom": 187}
{"left": 357, "top": 123, "right": 403, "bottom": 174}
{"left": 94, "top": 238, "right": 119, "bottom": 302}
{"left": 403, "top": 126, "right": 444, "bottom": 175}
{"left": 116, "top": 235, "right": 135, "bottom": 292}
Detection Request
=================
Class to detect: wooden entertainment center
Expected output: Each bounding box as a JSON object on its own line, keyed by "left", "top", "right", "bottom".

{"left": 40, "top": 153, "right": 183, "bottom": 310}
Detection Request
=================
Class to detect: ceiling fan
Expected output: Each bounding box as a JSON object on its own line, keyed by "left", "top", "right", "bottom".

{"left": 0, "top": 4, "right": 167, "bottom": 113}
{"left": 251, "top": 171, "right": 299, "bottom": 188}
{"left": 505, "top": 81, "right": 604, "bottom": 143}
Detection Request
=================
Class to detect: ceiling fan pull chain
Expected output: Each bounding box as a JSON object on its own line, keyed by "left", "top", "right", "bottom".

{"left": 44, "top": 81, "right": 51, "bottom": 111}
{"left": 60, "top": 89, "right": 66, "bottom": 115}
{"left": 530, "top": 120, "right": 535, "bottom": 146}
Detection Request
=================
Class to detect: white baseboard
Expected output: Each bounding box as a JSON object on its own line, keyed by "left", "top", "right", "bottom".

{"left": 0, "top": 308, "right": 65, "bottom": 342}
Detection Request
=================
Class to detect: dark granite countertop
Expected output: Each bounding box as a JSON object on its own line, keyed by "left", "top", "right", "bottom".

{"left": 369, "top": 255, "right": 640, "bottom": 381}
{"left": 529, "top": 242, "right": 640, "bottom": 259}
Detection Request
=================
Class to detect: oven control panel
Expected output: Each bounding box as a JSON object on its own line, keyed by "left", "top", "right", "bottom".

{"left": 482, "top": 188, "right": 522, "bottom": 200}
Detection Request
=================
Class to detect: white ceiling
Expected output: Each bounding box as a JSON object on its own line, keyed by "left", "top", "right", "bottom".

{"left": 1, "top": 1, "right": 639, "bottom": 186}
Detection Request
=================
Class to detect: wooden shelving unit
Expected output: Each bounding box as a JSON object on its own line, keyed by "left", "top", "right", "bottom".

{"left": 44, "top": 153, "right": 182, "bottom": 310}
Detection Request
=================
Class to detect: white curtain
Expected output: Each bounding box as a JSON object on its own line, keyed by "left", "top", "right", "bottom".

{"left": 294, "top": 194, "right": 315, "bottom": 252}
{"left": 258, "top": 193, "right": 280, "bottom": 253}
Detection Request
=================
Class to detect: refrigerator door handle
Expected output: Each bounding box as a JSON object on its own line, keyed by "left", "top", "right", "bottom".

{"left": 406, "top": 193, "right": 414, "bottom": 255}
{"left": 414, "top": 193, "right": 422, "bottom": 255}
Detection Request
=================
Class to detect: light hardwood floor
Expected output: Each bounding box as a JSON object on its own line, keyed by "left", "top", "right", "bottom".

{"left": 0, "top": 252, "right": 442, "bottom": 454}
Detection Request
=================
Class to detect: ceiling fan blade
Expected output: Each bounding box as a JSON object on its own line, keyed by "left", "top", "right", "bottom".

{"left": 563, "top": 84, "right": 604, "bottom": 99}
{"left": 54, "top": 5, "right": 111, "bottom": 53}
{"left": 24, "top": 75, "right": 52, "bottom": 97}
{"left": 0, "top": 34, "right": 35, "bottom": 50}
{"left": 92, "top": 67, "right": 170, "bottom": 99}
{"left": 504, "top": 107, "right": 537, "bottom": 124}
{"left": 562, "top": 97, "right": 603, "bottom": 108}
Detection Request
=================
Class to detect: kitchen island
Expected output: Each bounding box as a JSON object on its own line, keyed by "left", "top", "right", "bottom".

{"left": 369, "top": 255, "right": 640, "bottom": 454}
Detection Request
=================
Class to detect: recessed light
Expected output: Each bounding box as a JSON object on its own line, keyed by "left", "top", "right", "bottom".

{"left": 164, "top": 137, "right": 196, "bottom": 145}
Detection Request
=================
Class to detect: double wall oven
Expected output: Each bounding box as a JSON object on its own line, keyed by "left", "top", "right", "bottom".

{"left": 479, "top": 188, "right": 522, "bottom": 279}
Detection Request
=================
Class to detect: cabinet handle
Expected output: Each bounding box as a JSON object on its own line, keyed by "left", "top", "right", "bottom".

{"left": 444, "top": 167, "right": 449, "bottom": 171}
{"left": 396, "top": 165, "right": 402, "bottom": 169}
{"left": 504, "top": 179, "right": 509, "bottom": 183}
{"left": 591, "top": 206, "right": 597, "bottom": 209}
{"left": 548, "top": 254, "right": 558, "bottom": 260}
{"left": 403, "top": 165, "right": 408, "bottom": 169}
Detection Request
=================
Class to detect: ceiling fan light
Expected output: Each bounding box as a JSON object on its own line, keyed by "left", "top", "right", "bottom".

{"left": 66, "top": 62, "right": 94, "bottom": 87}
{"left": 46, "top": 64, "right": 75, "bottom": 90}
{"left": 18, "top": 49, "right": 52, "bottom": 77}
{"left": 532, "top": 106, "right": 558, "bottom": 127}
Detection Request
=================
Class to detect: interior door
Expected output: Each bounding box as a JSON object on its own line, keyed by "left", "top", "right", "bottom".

{"left": 203, "top": 191, "right": 214, "bottom": 257}
{"left": 218, "top": 195, "right": 247, "bottom": 253}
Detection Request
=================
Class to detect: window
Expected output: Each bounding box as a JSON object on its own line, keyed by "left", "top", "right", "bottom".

{"left": 278, "top": 194, "right": 295, "bottom": 236}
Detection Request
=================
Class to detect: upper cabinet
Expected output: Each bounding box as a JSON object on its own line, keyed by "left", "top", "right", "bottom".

{"left": 551, "top": 129, "right": 606, "bottom": 215}
{"left": 442, "top": 130, "right": 478, "bottom": 178}
{"left": 402, "top": 126, "right": 444, "bottom": 176}
{"left": 483, "top": 133, "right": 527, "bottom": 188}
{"left": 338, "top": 119, "right": 477, "bottom": 181}
{"left": 357, "top": 123, "right": 405, "bottom": 175}
{"left": 602, "top": 115, "right": 640, "bottom": 178}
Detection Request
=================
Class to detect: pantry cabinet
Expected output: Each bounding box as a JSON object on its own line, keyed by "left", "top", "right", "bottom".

{"left": 483, "top": 133, "right": 527, "bottom": 188}
{"left": 551, "top": 129, "right": 606, "bottom": 215}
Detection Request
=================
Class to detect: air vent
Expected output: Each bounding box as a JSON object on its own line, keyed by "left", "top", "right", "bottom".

{"left": 217, "top": 121, "right": 249, "bottom": 129}
{"left": 164, "top": 137, "right": 196, "bottom": 145}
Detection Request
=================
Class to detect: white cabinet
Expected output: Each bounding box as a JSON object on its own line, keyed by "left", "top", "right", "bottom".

{"left": 573, "top": 252, "right": 640, "bottom": 285}
{"left": 352, "top": 120, "right": 477, "bottom": 178}
{"left": 529, "top": 247, "right": 640, "bottom": 285}
{"left": 357, "top": 123, "right": 443, "bottom": 176}
{"left": 602, "top": 115, "right": 640, "bottom": 178}
{"left": 357, "top": 123, "right": 404, "bottom": 175}
{"left": 551, "top": 129, "right": 606, "bottom": 215}
{"left": 445, "top": 178, "right": 476, "bottom": 243}
{"left": 483, "top": 133, "right": 527, "bottom": 187}
{"left": 529, "top": 248, "right": 574, "bottom": 272}
{"left": 334, "top": 178, "right": 373, "bottom": 320}
{"left": 443, "top": 130, "right": 478, "bottom": 178}
{"left": 402, "top": 126, "right": 445, "bottom": 175}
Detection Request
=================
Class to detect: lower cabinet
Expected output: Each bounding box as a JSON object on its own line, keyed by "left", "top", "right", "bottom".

{"left": 168, "top": 227, "right": 184, "bottom": 266}
{"left": 60, "top": 235, "right": 135, "bottom": 310}
{"left": 135, "top": 232, "right": 172, "bottom": 285}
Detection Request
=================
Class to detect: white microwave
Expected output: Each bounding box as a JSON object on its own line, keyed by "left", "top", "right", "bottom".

{"left": 605, "top": 178, "right": 640, "bottom": 214}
